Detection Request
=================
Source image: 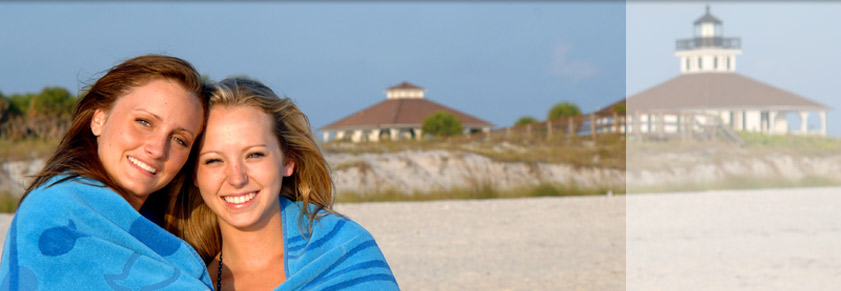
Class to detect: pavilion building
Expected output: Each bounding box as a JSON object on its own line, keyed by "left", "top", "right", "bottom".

{"left": 320, "top": 82, "right": 493, "bottom": 142}
{"left": 626, "top": 6, "right": 829, "bottom": 136}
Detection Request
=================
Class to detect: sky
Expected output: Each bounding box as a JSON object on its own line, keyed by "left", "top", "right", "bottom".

{"left": 0, "top": 2, "right": 625, "bottom": 136}
{"left": 627, "top": 2, "right": 841, "bottom": 136}
{"left": 2, "top": 2, "right": 839, "bottom": 137}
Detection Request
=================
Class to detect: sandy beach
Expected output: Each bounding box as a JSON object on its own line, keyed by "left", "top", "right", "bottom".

{"left": 2, "top": 187, "right": 839, "bottom": 290}
{"left": 627, "top": 187, "right": 841, "bottom": 291}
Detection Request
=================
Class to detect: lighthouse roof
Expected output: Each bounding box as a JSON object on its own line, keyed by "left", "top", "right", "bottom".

{"left": 694, "top": 6, "right": 722, "bottom": 25}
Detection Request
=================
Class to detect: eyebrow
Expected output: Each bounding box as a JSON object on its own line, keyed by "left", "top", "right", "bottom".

{"left": 136, "top": 109, "right": 196, "bottom": 138}
{"left": 198, "top": 145, "right": 270, "bottom": 157}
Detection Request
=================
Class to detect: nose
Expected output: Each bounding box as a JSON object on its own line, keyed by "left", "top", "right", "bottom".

{"left": 226, "top": 161, "right": 248, "bottom": 188}
{"left": 145, "top": 134, "right": 168, "bottom": 160}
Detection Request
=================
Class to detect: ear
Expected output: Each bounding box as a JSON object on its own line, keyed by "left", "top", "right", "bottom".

{"left": 282, "top": 160, "right": 295, "bottom": 177}
{"left": 90, "top": 109, "right": 107, "bottom": 137}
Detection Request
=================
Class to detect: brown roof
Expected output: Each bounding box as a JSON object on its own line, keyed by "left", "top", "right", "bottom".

{"left": 595, "top": 98, "right": 626, "bottom": 115}
{"left": 321, "top": 98, "right": 493, "bottom": 130}
{"left": 627, "top": 73, "right": 829, "bottom": 111}
{"left": 388, "top": 81, "right": 424, "bottom": 90}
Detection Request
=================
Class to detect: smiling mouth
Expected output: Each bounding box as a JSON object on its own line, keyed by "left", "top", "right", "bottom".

{"left": 223, "top": 192, "right": 257, "bottom": 204}
{"left": 128, "top": 156, "right": 158, "bottom": 174}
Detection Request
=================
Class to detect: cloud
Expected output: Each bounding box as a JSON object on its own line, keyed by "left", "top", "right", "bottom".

{"left": 550, "top": 43, "right": 599, "bottom": 83}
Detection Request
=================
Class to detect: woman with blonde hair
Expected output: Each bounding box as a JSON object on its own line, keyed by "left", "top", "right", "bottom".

{"left": 1, "top": 55, "right": 213, "bottom": 289}
{"left": 168, "top": 77, "right": 398, "bottom": 290}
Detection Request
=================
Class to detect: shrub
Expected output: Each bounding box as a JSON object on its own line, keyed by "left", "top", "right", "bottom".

{"left": 422, "top": 111, "right": 462, "bottom": 137}
{"left": 514, "top": 116, "right": 539, "bottom": 127}
{"left": 548, "top": 102, "right": 581, "bottom": 120}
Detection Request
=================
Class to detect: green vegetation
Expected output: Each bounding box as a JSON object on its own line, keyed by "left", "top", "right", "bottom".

{"left": 336, "top": 182, "right": 624, "bottom": 203}
{"left": 736, "top": 131, "right": 841, "bottom": 155}
{"left": 422, "top": 111, "right": 462, "bottom": 137}
{"left": 28, "top": 87, "right": 76, "bottom": 117}
{"left": 548, "top": 102, "right": 581, "bottom": 120}
{"left": 0, "top": 136, "right": 61, "bottom": 162}
{"left": 1, "top": 86, "right": 78, "bottom": 141}
{"left": 514, "top": 116, "right": 539, "bottom": 127}
{"left": 322, "top": 133, "right": 626, "bottom": 169}
{"left": 0, "top": 192, "right": 18, "bottom": 213}
{"left": 629, "top": 174, "right": 841, "bottom": 194}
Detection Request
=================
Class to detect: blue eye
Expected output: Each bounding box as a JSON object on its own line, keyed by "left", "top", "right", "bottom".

{"left": 136, "top": 119, "right": 151, "bottom": 126}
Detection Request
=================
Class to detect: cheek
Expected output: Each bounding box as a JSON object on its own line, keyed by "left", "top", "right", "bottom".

{"left": 196, "top": 167, "right": 223, "bottom": 196}
{"left": 195, "top": 168, "right": 212, "bottom": 190}
{"left": 164, "top": 145, "right": 194, "bottom": 169}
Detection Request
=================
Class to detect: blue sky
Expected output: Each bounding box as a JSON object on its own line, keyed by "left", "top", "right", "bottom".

{"left": 0, "top": 2, "right": 625, "bottom": 134}
{"left": 3, "top": 2, "right": 838, "bottom": 137}
{"left": 628, "top": 3, "right": 841, "bottom": 136}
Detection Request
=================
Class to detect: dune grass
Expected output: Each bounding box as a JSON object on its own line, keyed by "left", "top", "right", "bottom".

{"left": 335, "top": 182, "right": 624, "bottom": 203}
{"left": 0, "top": 137, "right": 59, "bottom": 162}
{"left": 0, "top": 192, "right": 19, "bottom": 213}
{"left": 628, "top": 174, "right": 841, "bottom": 194}
{"left": 321, "top": 133, "right": 626, "bottom": 170}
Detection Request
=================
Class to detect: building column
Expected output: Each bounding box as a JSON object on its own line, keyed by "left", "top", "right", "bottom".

{"left": 657, "top": 112, "right": 665, "bottom": 138}
{"left": 390, "top": 128, "right": 400, "bottom": 141}
{"left": 352, "top": 130, "right": 363, "bottom": 143}
{"left": 413, "top": 128, "right": 423, "bottom": 140}
{"left": 634, "top": 112, "right": 641, "bottom": 136}
{"left": 767, "top": 111, "right": 776, "bottom": 134}
{"left": 799, "top": 111, "right": 809, "bottom": 134}
{"left": 820, "top": 111, "right": 827, "bottom": 137}
{"left": 772, "top": 111, "right": 788, "bottom": 134}
{"left": 369, "top": 129, "right": 381, "bottom": 142}
{"left": 322, "top": 131, "right": 330, "bottom": 142}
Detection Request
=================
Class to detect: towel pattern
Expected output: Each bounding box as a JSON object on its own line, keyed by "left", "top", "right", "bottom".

{"left": 0, "top": 176, "right": 213, "bottom": 290}
{"left": 276, "top": 198, "right": 399, "bottom": 290}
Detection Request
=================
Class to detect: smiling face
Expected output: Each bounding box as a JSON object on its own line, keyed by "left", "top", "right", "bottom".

{"left": 195, "top": 105, "right": 294, "bottom": 231}
{"left": 90, "top": 78, "right": 203, "bottom": 209}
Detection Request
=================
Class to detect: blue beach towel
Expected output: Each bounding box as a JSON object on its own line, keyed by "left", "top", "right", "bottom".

{"left": 277, "top": 197, "right": 399, "bottom": 290}
{"left": 0, "top": 176, "right": 213, "bottom": 290}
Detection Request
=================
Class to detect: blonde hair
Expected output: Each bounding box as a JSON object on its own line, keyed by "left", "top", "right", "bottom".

{"left": 166, "top": 77, "right": 334, "bottom": 262}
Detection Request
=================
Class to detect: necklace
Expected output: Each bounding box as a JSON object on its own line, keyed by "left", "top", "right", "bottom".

{"left": 216, "top": 250, "right": 223, "bottom": 291}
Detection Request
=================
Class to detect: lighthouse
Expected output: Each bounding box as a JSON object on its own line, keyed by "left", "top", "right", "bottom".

{"left": 675, "top": 6, "right": 742, "bottom": 73}
{"left": 626, "top": 6, "right": 829, "bottom": 137}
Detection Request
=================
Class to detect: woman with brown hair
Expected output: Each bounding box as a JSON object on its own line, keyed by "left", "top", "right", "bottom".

{"left": 0, "top": 55, "right": 214, "bottom": 289}
{"left": 169, "top": 77, "right": 398, "bottom": 290}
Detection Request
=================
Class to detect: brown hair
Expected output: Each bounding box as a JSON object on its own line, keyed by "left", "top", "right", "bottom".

{"left": 20, "top": 55, "right": 208, "bottom": 210}
{"left": 167, "top": 77, "right": 334, "bottom": 262}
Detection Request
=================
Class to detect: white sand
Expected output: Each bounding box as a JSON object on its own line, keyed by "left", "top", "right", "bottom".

{"left": 336, "top": 196, "right": 626, "bottom": 290}
{"left": 627, "top": 187, "right": 841, "bottom": 291}
{"left": 2, "top": 188, "right": 839, "bottom": 290}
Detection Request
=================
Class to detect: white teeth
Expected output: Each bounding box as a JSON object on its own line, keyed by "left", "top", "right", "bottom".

{"left": 128, "top": 156, "right": 157, "bottom": 174}
{"left": 223, "top": 192, "right": 257, "bottom": 204}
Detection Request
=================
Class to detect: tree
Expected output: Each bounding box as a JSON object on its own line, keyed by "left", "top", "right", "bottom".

{"left": 8, "top": 93, "right": 33, "bottom": 116}
{"left": 0, "top": 95, "right": 9, "bottom": 122}
{"left": 422, "top": 111, "right": 462, "bottom": 137}
{"left": 514, "top": 116, "right": 539, "bottom": 127}
{"left": 548, "top": 102, "right": 581, "bottom": 120}
{"left": 28, "top": 86, "right": 76, "bottom": 118}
